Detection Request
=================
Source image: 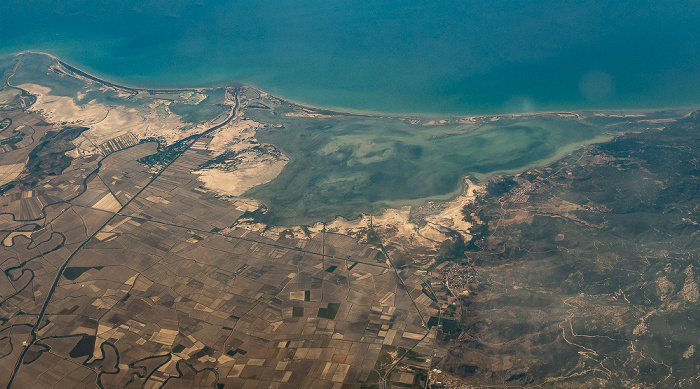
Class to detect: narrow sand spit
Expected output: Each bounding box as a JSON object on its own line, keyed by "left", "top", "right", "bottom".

{"left": 21, "top": 79, "right": 483, "bottom": 264}
{"left": 285, "top": 110, "right": 336, "bottom": 118}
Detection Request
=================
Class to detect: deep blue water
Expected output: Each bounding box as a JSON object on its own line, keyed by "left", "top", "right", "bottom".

{"left": 2, "top": 0, "right": 699, "bottom": 115}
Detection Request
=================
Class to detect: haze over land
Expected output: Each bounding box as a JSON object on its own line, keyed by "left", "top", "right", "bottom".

{"left": 1, "top": 53, "right": 699, "bottom": 388}
{"left": 1, "top": 1, "right": 700, "bottom": 388}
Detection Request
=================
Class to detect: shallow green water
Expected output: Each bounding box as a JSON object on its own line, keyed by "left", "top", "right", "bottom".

{"left": 247, "top": 110, "right": 609, "bottom": 225}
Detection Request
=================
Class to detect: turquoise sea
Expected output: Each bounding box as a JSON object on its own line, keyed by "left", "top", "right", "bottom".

{"left": 2, "top": 1, "right": 699, "bottom": 115}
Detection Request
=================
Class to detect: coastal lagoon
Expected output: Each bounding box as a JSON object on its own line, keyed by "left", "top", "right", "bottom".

{"left": 2, "top": 4, "right": 699, "bottom": 385}
{"left": 246, "top": 107, "right": 613, "bottom": 225}
{"left": 2, "top": 52, "right": 686, "bottom": 226}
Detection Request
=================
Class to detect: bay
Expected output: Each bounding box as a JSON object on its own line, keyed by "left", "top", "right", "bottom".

{"left": 2, "top": 0, "right": 699, "bottom": 115}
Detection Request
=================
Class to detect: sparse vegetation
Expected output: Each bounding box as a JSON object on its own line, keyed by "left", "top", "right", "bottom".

{"left": 17, "top": 126, "right": 88, "bottom": 189}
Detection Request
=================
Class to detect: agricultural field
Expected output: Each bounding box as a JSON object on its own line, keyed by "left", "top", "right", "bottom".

{"left": 1, "top": 52, "right": 698, "bottom": 388}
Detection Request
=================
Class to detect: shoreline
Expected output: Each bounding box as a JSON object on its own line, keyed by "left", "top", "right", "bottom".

{"left": 8, "top": 51, "right": 698, "bottom": 120}
{"left": 6, "top": 50, "right": 698, "bottom": 228}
